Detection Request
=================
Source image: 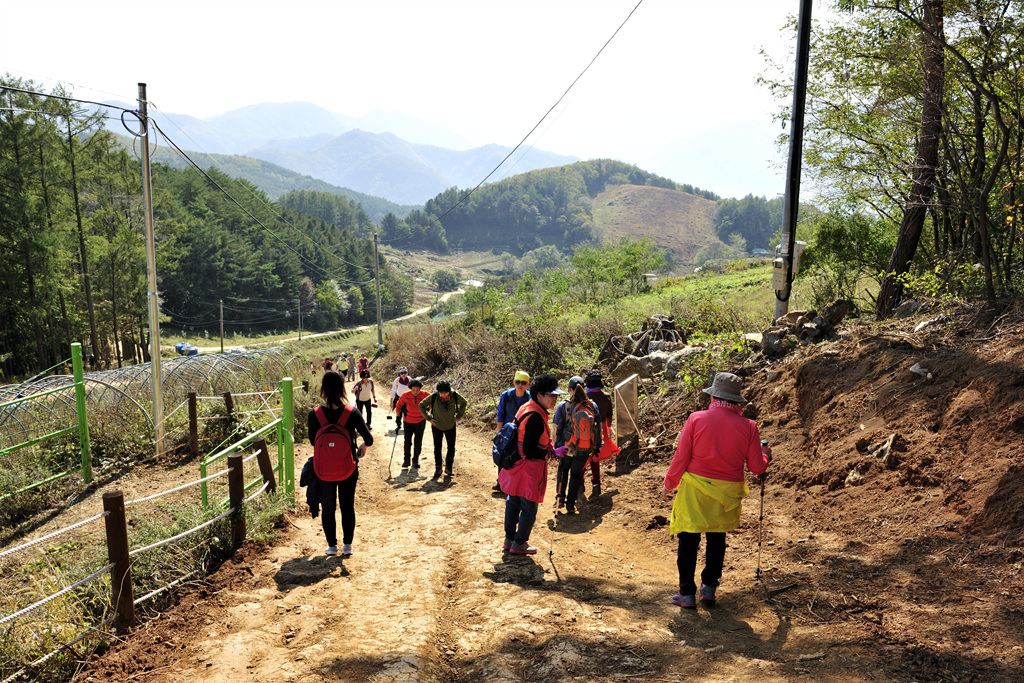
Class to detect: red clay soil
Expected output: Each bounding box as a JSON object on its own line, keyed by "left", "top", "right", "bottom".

{"left": 73, "top": 301, "right": 1024, "bottom": 682}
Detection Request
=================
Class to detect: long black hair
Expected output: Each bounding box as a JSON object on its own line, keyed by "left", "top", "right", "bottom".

{"left": 320, "top": 371, "right": 348, "bottom": 407}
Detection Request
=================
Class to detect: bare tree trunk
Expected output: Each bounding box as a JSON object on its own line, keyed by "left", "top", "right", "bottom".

{"left": 67, "top": 119, "right": 101, "bottom": 367}
{"left": 876, "top": 0, "right": 945, "bottom": 317}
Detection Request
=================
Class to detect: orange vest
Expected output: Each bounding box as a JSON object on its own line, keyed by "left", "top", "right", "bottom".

{"left": 515, "top": 400, "right": 551, "bottom": 459}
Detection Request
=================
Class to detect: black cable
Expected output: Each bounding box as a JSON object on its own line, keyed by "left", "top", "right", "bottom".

{"left": 380, "top": 0, "right": 644, "bottom": 245}
{"left": 148, "top": 104, "right": 375, "bottom": 275}
{"left": 0, "top": 85, "right": 135, "bottom": 114}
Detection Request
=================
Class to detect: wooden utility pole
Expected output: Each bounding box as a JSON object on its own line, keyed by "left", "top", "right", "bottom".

{"left": 220, "top": 300, "right": 224, "bottom": 353}
{"left": 373, "top": 233, "right": 383, "bottom": 349}
{"left": 138, "top": 83, "right": 164, "bottom": 456}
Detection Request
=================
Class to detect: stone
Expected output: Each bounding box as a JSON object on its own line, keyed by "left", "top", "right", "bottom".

{"left": 845, "top": 471, "right": 864, "bottom": 487}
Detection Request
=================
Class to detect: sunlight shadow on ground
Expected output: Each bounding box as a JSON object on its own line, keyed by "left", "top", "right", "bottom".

{"left": 273, "top": 555, "right": 349, "bottom": 590}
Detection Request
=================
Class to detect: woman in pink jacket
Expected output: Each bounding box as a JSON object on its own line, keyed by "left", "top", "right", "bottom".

{"left": 662, "top": 372, "right": 771, "bottom": 608}
{"left": 499, "top": 374, "right": 567, "bottom": 555}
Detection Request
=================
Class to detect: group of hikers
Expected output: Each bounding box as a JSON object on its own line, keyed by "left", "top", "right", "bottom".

{"left": 303, "top": 360, "right": 771, "bottom": 609}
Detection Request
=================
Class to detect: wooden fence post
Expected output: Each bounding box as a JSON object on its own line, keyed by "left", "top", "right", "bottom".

{"left": 188, "top": 392, "right": 198, "bottom": 460}
{"left": 102, "top": 491, "right": 135, "bottom": 634}
{"left": 227, "top": 453, "right": 246, "bottom": 546}
{"left": 302, "top": 380, "right": 309, "bottom": 393}
{"left": 222, "top": 391, "right": 234, "bottom": 421}
{"left": 253, "top": 437, "right": 277, "bottom": 494}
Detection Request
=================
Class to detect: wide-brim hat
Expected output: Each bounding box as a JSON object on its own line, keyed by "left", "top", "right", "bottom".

{"left": 702, "top": 372, "right": 747, "bottom": 403}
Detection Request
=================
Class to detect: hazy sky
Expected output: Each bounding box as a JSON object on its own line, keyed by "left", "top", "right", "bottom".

{"left": 2, "top": 0, "right": 813, "bottom": 199}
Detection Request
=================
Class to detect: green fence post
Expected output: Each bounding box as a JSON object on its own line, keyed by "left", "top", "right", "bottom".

{"left": 72, "top": 343, "right": 92, "bottom": 483}
{"left": 281, "top": 377, "right": 295, "bottom": 503}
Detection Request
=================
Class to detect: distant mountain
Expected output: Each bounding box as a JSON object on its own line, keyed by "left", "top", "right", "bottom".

{"left": 131, "top": 137, "right": 419, "bottom": 222}
{"left": 97, "top": 101, "right": 576, "bottom": 205}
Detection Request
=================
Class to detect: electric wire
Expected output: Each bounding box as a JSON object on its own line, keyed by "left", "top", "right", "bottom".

{"left": 378, "top": 0, "right": 644, "bottom": 246}
{"left": 147, "top": 104, "right": 375, "bottom": 274}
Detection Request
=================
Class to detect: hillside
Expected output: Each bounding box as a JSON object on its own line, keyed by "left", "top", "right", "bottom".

{"left": 592, "top": 184, "right": 722, "bottom": 264}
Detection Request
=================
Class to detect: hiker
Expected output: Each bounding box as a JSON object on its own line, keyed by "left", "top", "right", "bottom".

{"left": 321, "top": 357, "right": 334, "bottom": 373}
{"left": 390, "top": 367, "right": 412, "bottom": 432}
{"left": 394, "top": 378, "right": 427, "bottom": 468}
{"left": 337, "top": 353, "right": 349, "bottom": 379}
{"left": 553, "top": 377, "right": 602, "bottom": 514}
{"left": 584, "top": 370, "right": 613, "bottom": 497}
{"left": 307, "top": 370, "right": 372, "bottom": 557}
{"left": 419, "top": 380, "right": 468, "bottom": 478}
{"left": 499, "top": 374, "right": 567, "bottom": 555}
{"left": 662, "top": 371, "right": 771, "bottom": 608}
{"left": 494, "top": 370, "right": 531, "bottom": 492}
{"left": 354, "top": 369, "right": 377, "bottom": 428}
{"left": 348, "top": 352, "right": 358, "bottom": 381}
{"left": 358, "top": 353, "right": 370, "bottom": 376}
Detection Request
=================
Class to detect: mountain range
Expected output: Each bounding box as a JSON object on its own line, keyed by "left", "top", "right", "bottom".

{"left": 102, "top": 101, "right": 577, "bottom": 206}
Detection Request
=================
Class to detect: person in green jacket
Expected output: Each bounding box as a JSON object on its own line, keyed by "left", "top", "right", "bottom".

{"left": 419, "top": 380, "right": 468, "bottom": 479}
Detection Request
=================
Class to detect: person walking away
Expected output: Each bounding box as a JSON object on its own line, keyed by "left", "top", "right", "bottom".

{"left": 390, "top": 367, "right": 411, "bottom": 432}
{"left": 419, "top": 380, "right": 468, "bottom": 478}
{"left": 585, "top": 370, "right": 613, "bottom": 497}
{"left": 662, "top": 372, "right": 770, "bottom": 608}
{"left": 394, "top": 378, "right": 427, "bottom": 468}
{"left": 348, "top": 352, "right": 357, "bottom": 381}
{"left": 553, "top": 377, "right": 602, "bottom": 514}
{"left": 494, "top": 370, "right": 531, "bottom": 492}
{"left": 354, "top": 370, "right": 377, "bottom": 428}
{"left": 308, "top": 370, "right": 373, "bottom": 558}
{"left": 499, "top": 374, "right": 566, "bottom": 555}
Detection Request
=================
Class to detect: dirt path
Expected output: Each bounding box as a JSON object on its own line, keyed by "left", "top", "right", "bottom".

{"left": 79, "top": 425, "right": 815, "bottom": 682}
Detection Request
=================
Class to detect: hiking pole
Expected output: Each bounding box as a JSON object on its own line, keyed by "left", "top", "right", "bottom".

{"left": 386, "top": 429, "right": 400, "bottom": 480}
{"left": 755, "top": 438, "right": 769, "bottom": 580}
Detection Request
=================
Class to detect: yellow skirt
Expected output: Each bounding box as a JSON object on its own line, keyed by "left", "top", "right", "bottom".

{"left": 669, "top": 471, "right": 750, "bottom": 535}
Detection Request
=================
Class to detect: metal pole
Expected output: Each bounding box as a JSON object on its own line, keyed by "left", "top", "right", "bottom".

{"left": 281, "top": 377, "right": 295, "bottom": 503}
{"left": 71, "top": 342, "right": 92, "bottom": 483}
{"left": 298, "top": 297, "right": 302, "bottom": 340}
{"left": 773, "top": 0, "right": 813, "bottom": 322}
{"left": 220, "top": 299, "right": 224, "bottom": 353}
{"left": 373, "top": 233, "right": 383, "bottom": 349}
{"left": 138, "top": 83, "right": 165, "bottom": 457}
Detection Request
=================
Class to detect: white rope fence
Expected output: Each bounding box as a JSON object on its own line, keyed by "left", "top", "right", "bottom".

{"left": 0, "top": 511, "right": 109, "bottom": 562}
{"left": 0, "top": 562, "right": 114, "bottom": 628}
{"left": 124, "top": 469, "right": 230, "bottom": 507}
{"left": 128, "top": 507, "right": 234, "bottom": 558}
{"left": 0, "top": 613, "right": 119, "bottom": 683}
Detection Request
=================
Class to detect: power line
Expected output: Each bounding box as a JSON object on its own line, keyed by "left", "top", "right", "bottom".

{"left": 147, "top": 104, "right": 375, "bottom": 275}
{"left": 379, "top": 0, "right": 644, "bottom": 245}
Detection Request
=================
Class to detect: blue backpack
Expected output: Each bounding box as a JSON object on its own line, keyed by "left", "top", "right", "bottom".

{"left": 492, "top": 420, "right": 520, "bottom": 469}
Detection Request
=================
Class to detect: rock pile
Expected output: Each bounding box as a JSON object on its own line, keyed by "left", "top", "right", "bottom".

{"left": 761, "top": 300, "right": 853, "bottom": 357}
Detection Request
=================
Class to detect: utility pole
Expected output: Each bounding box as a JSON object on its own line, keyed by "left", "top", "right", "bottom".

{"left": 773, "top": 0, "right": 813, "bottom": 322}
{"left": 298, "top": 297, "right": 302, "bottom": 340}
{"left": 138, "top": 83, "right": 164, "bottom": 457}
{"left": 219, "top": 300, "right": 224, "bottom": 353}
{"left": 373, "top": 232, "right": 383, "bottom": 349}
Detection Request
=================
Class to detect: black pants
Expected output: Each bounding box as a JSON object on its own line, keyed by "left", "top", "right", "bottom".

{"left": 676, "top": 532, "right": 727, "bottom": 595}
{"left": 555, "top": 450, "right": 591, "bottom": 506}
{"left": 356, "top": 399, "right": 372, "bottom": 425}
{"left": 321, "top": 469, "right": 359, "bottom": 546}
{"left": 404, "top": 421, "right": 425, "bottom": 462}
{"left": 432, "top": 425, "right": 456, "bottom": 471}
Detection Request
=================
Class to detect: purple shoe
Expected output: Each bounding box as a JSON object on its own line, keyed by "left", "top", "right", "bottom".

{"left": 672, "top": 593, "right": 696, "bottom": 609}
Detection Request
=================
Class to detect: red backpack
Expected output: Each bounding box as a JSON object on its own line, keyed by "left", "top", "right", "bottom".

{"left": 312, "top": 406, "right": 357, "bottom": 481}
{"left": 569, "top": 402, "right": 596, "bottom": 451}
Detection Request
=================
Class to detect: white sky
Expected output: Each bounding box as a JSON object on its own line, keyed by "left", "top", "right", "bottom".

{"left": 1, "top": 0, "right": 813, "bottom": 199}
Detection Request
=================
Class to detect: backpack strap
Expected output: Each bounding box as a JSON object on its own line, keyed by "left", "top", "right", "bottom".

{"left": 315, "top": 405, "right": 352, "bottom": 429}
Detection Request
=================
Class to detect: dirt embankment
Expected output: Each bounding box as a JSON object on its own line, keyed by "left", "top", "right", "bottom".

{"left": 77, "top": 301, "right": 1024, "bottom": 682}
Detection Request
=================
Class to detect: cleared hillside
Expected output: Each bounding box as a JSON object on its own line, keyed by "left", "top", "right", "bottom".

{"left": 592, "top": 184, "right": 722, "bottom": 264}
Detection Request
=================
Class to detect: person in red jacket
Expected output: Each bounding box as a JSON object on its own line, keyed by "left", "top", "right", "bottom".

{"left": 393, "top": 378, "right": 427, "bottom": 469}
{"left": 662, "top": 372, "right": 771, "bottom": 608}
{"left": 499, "top": 374, "right": 567, "bottom": 555}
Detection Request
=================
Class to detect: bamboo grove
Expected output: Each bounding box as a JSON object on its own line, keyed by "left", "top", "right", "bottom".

{"left": 0, "top": 78, "right": 413, "bottom": 380}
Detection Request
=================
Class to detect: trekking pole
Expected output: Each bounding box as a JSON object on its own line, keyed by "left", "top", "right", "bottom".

{"left": 386, "top": 430, "right": 400, "bottom": 480}
{"left": 755, "top": 472, "right": 766, "bottom": 579}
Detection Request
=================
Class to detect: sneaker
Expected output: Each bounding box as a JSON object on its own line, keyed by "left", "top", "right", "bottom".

{"left": 672, "top": 593, "right": 697, "bottom": 608}
{"left": 444, "top": 468, "right": 454, "bottom": 477}
{"left": 510, "top": 542, "right": 537, "bottom": 555}
{"left": 411, "top": 460, "right": 420, "bottom": 469}
{"left": 325, "top": 546, "right": 338, "bottom": 556}
{"left": 699, "top": 583, "right": 717, "bottom": 605}
{"left": 591, "top": 484, "right": 601, "bottom": 497}
{"left": 492, "top": 482, "right": 503, "bottom": 492}
{"left": 341, "top": 544, "right": 353, "bottom": 558}
{"left": 402, "top": 459, "right": 411, "bottom": 468}
{"left": 553, "top": 495, "right": 565, "bottom": 510}
{"left": 502, "top": 539, "right": 512, "bottom": 551}
{"left": 565, "top": 504, "right": 576, "bottom": 515}
{"left": 433, "top": 468, "right": 442, "bottom": 479}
